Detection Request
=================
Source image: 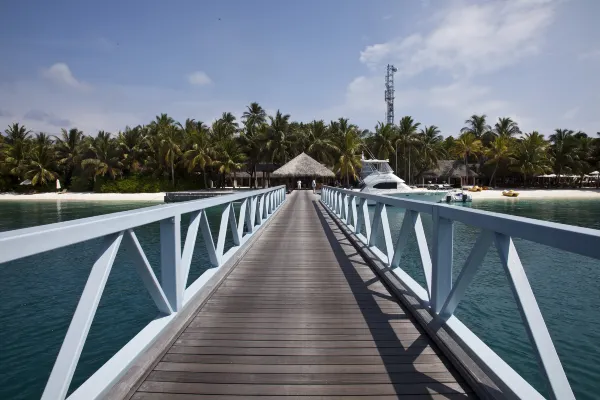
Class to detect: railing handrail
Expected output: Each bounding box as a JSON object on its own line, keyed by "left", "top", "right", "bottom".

{"left": 0, "top": 186, "right": 285, "bottom": 265}
{"left": 321, "top": 186, "right": 581, "bottom": 400}
{"left": 325, "top": 187, "right": 600, "bottom": 260}
{"left": 0, "top": 185, "right": 286, "bottom": 400}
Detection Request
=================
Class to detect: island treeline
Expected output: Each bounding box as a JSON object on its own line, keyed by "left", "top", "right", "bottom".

{"left": 1, "top": 102, "right": 599, "bottom": 192}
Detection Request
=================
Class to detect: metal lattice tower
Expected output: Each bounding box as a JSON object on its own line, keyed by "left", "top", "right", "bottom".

{"left": 384, "top": 64, "right": 398, "bottom": 125}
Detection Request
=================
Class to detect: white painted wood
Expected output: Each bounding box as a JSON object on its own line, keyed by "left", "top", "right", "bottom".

{"left": 123, "top": 230, "right": 173, "bottom": 315}
{"left": 42, "top": 233, "right": 123, "bottom": 400}
{"left": 439, "top": 230, "right": 494, "bottom": 321}
{"left": 160, "top": 215, "right": 182, "bottom": 312}
{"left": 431, "top": 208, "right": 453, "bottom": 314}
{"left": 495, "top": 234, "right": 575, "bottom": 400}
{"left": 228, "top": 203, "right": 240, "bottom": 246}
{"left": 199, "top": 210, "right": 218, "bottom": 267}
{"left": 390, "top": 210, "right": 417, "bottom": 268}
{"left": 215, "top": 203, "right": 231, "bottom": 263}
{"left": 179, "top": 211, "right": 201, "bottom": 289}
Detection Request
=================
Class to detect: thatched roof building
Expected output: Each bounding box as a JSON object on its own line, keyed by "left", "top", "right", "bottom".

{"left": 422, "top": 160, "right": 479, "bottom": 179}
{"left": 271, "top": 153, "right": 335, "bottom": 178}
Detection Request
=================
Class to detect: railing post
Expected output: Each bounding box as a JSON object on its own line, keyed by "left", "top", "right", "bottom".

{"left": 343, "top": 193, "right": 349, "bottom": 223}
{"left": 160, "top": 214, "right": 182, "bottom": 312}
{"left": 431, "top": 206, "right": 453, "bottom": 313}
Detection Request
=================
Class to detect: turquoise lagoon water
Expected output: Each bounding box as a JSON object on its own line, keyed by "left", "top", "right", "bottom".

{"left": 0, "top": 198, "right": 599, "bottom": 399}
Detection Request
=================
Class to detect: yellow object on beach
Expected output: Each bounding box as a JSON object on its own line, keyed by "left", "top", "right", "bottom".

{"left": 468, "top": 186, "right": 482, "bottom": 192}
{"left": 502, "top": 190, "right": 520, "bottom": 197}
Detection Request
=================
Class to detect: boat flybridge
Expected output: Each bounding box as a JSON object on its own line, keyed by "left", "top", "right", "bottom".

{"left": 355, "top": 154, "right": 448, "bottom": 205}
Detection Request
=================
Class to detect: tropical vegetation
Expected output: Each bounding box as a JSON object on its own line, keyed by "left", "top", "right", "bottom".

{"left": 1, "top": 105, "right": 600, "bottom": 192}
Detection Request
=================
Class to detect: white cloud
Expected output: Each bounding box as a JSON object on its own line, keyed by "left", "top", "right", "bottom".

{"left": 360, "top": 0, "right": 556, "bottom": 77}
{"left": 187, "top": 71, "right": 212, "bottom": 86}
{"left": 41, "top": 63, "right": 89, "bottom": 90}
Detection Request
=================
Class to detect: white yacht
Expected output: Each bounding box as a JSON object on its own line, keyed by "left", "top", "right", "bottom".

{"left": 355, "top": 156, "right": 448, "bottom": 204}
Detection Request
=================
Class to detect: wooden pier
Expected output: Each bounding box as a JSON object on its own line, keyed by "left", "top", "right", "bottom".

{"left": 128, "top": 191, "right": 473, "bottom": 399}
{"left": 1, "top": 184, "right": 586, "bottom": 399}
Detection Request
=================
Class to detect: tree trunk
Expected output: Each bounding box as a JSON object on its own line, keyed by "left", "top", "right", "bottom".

{"left": 171, "top": 158, "right": 175, "bottom": 187}
{"left": 254, "top": 164, "right": 258, "bottom": 188}
{"left": 464, "top": 154, "right": 468, "bottom": 187}
{"left": 408, "top": 149, "right": 411, "bottom": 185}
{"left": 403, "top": 146, "right": 407, "bottom": 181}
{"left": 489, "top": 163, "right": 499, "bottom": 187}
{"left": 202, "top": 169, "right": 207, "bottom": 189}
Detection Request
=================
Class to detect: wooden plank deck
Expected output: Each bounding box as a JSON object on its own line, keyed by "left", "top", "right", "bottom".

{"left": 130, "top": 191, "right": 475, "bottom": 399}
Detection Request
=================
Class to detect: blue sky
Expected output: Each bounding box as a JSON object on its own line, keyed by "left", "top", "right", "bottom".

{"left": 1, "top": 0, "right": 599, "bottom": 137}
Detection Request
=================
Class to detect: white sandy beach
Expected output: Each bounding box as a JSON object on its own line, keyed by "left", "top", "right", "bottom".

{"left": 1, "top": 189, "right": 600, "bottom": 202}
{"left": 468, "top": 189, "right": 600, "bottom": 200}
{"left": 0, "top": 192, "right": 166, "bottom": 202}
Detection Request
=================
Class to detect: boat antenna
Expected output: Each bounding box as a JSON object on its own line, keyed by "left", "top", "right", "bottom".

{"left": 361, "top": 144, "right": 376, "bottom": 160}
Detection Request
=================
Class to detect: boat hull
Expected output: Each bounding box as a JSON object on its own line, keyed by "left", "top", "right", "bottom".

{"left": 366, "top": 191, "right": 448, "bottom": 205}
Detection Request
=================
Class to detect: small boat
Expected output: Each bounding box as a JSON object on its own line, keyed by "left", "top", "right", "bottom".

{"left": 502, "top": 190, "right": 519, "bottom": 197}
{"left": 444, "top": 190, "right": 472, "bottom": 203}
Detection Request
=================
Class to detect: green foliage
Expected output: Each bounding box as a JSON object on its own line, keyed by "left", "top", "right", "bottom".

{"left": 2, "top": 105, "right": 600, "bottom": 193}
{"left": 94, "top": 175, "right": 204, "bottom": 193}
{"left": 69, "top": 176, "right": 93, "bottom": 192}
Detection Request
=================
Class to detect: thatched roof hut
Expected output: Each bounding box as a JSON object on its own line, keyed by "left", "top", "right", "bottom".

{"left": 422, "top": 160, "right": 479, "bottom": 179}
{"left": 271, "top": 152, "right": 335, "bottom": 178}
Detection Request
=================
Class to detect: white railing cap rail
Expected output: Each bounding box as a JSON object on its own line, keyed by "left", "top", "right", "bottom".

{"left": 0, "top": 186, "right": 285, "bottom": 265}
{"left": 324, "top": 186, "right": 600, "bottom": 260}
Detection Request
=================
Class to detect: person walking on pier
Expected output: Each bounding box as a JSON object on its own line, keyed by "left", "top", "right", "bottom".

{"left": 297, "top": 180, "right": 302, "bottom": 190}
{"left": 312, "top": 179, "right": 316, "bottom": 194}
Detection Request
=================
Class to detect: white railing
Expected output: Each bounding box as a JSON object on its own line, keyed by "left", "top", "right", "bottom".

{"left": 320, "top": 186, "right": 596, "bottom": 400}
{"left": 0, "top": 186, "right": 286, "bottom": 400}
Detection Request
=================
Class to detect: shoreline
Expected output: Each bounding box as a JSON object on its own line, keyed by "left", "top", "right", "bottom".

{"left": 0, "top": 192, "right": 166, "bottom": 202}
{"left": 1, "top": 188, "right": 600, "bottom": 202}
{"left": 467, "top": 188, "right": 600, "bottom": 200}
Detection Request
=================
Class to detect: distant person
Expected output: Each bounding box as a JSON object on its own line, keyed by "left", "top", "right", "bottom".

{"left": 312, "top": 179, "right": 316, "bottom": 194}
{"left": 297, "top": 180, "right": 301, "bottom": 190}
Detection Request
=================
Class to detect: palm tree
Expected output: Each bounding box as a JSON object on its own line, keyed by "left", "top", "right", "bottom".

{"left": 26, "top": 133, "right": 57, "bottom": 186}
{"left": 485, "top": 136, "right": 512, "bottom": 186}
{"left": 266, "top": 110, "right": 292, "bottom": 164}
{"left": 370, "top": 122, "right": 396, "bottom": 161}
{"left": 452, "top": 132, "right": 482, "bottom": 186}
{"left": 117, "top": 125, "right": 147, "bottom": 174}
{"left": 574, "top": 135, "right": 595, "bottom": 187}
{"left": 240, "top": 122, "right": 267, "bottom": 188}
{"left": 160, "top": 125, "right": 183, "bottom": 186}
{"left": 493, "top": 117, "right": 521, "bottom": 138}
{"left": 4, "top": 123, "right": 32, "bottom": 179}
{"left": 217, "top": 112, "right": 239, "bottom": 139}
{"left": 149, "top": 114, "right": 180, "bottom": 186}
{"left": 461, "top": 114, "right": 493, "bottom": 171}
{"left": 306, "top": 120, "right": 337, "bottom": 164}
{"left": 242, "top": 102, "right": 267, "bottom": 132}
{"left": 213, "top": 138, "right": 246, "bottom": 188}
{"left": 461, "top": 115, "right": 492, "bottom": 139}
{"left": 183, "top": 121, "right": 213, "bottom": 188}
{"left": 54, "top": 127, "right": 84, "bottom": 186}
{"left": 396, "top": 116, "right": 420, "bottom": 184}
{"left": 335, "top": 128, "right": 363, "bottom": 187}
{"left": 510, "top": 132, "right": 551, "bottom": 184}
{"left": 81, "top": 131, "right": 123, "bottom": 181}
{"left": 549, "top": 129, "right": 576, "bottom": 183}
{"left": 415, "top": 125, "right": 446, "bottom": 178}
